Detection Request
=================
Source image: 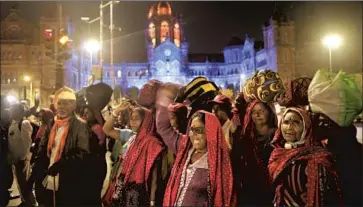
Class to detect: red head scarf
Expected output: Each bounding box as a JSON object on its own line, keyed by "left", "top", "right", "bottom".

{"left": 268, "top": 107, "right": 341, "bottom": 206}
{"left": 240, "top": 100, "right": 278, "bottom": 187}
{"left": 163, "top": 110, "right": 235, "bottom": 206}
{"left": 120, "top": 108, "right": 164, "bottom": 188}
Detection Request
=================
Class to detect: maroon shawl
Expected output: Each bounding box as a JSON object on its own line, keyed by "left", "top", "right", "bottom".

{"left": 163, "top": 111, "right": 235, "bottom": 206}
{"left": 120, "top": 108, "right": 164, "bottom": 188}
{"left": 269, "top": 107, "right": 341, "bottom": 206}
{"left": 241, "top": 100, "right": 278, "bottom": 187}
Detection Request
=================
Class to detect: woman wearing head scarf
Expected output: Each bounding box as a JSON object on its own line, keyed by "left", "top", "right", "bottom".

{"left": 235, "top": 100, "right": 278, "bottom": 205}
{"left": 161, "top": 110, "right": 234, "bottom": 206}
{"left": 268, "top": 107, "right": 341, "bottom": 207}
{"left": 103, "top": 100, "right": 164, "bottom": 207}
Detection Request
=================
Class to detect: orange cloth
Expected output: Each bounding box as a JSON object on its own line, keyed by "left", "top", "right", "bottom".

{"left": 47, "top": 116, "right": 71, "bottom": 163}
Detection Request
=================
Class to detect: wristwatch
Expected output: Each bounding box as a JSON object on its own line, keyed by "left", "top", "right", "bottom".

{"left": 150, "top": 201, "right": 155, "bottom": 206}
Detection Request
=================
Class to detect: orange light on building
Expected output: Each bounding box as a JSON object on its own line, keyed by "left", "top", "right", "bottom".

{"left": 59, "top": 35, "right": 69, "bottom": 45}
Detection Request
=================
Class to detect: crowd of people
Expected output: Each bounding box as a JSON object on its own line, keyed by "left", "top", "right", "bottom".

{"left": 0, "top": 69, "right": 362, "bottom": 207}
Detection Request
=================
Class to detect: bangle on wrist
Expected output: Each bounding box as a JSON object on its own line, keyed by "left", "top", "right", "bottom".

{"left": 150, "top": 201, "right": 155, "bottom": 206}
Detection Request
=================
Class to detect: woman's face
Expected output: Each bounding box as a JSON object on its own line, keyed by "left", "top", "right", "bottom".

{"left": 251, "top": 103, "right": 270, "bottom": 126}
{"left": 83, "top": 108, "right": 94, "bottom": 122}
{"left": 129, "top": 110, "right": 143, "bottom": 133}
{"left": 188, "top": 117, "right": 207, "bottom": 151}
{"left": 168, "top": 112, "right": 178, "bottom": 129}
{"left": 281, "top": 111, "right": 304, "bottom": 143}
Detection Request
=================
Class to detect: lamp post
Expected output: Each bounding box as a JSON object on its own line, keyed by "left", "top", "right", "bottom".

{"left": 84, "top": 39, "right": 100, "bottom": 82}
{"left": 322, "top": 34, "right": 342, "bottom": 72}
{"left": 81, "top": 0, "right": 120, "bottom": 86}
{"left": 23, "top": 75, "right": 32, "bottom": 102}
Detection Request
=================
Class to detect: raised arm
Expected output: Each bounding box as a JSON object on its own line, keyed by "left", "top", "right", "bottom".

{"left": 155, "top": 103, "right": 181, "bottom": 155}
{"left": 103, "top": 101, "right": 131, "bottom": 140}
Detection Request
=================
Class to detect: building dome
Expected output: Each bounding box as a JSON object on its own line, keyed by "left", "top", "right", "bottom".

{"left": 148, "top": 1, "right": 172, "bottom": 19}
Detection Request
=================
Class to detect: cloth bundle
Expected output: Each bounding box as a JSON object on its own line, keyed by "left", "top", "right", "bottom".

{"left": 137, "top": 79, "right": 162, "bottom": 107}
{"left": 308, "top": 69, "right": 362, "bottom": 127}
{"left": 278, "top": 77, "right": 312, "bottom": 107}
{"left": 243, "top": 69, "right": 285, "bottom": 103}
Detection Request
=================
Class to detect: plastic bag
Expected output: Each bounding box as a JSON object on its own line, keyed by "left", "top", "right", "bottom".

{"left": 308, "top": 69, "right": 362, "bottom": 127}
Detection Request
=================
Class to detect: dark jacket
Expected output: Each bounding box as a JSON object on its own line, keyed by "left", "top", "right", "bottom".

{"left": 32, "top": 114, "right": 90, "bottom": 205}
{"left": 326, "top": 125, "right": 362, "bottom": 207}
{"left": 0, "top": 121, "right": 12, "bottom": 206}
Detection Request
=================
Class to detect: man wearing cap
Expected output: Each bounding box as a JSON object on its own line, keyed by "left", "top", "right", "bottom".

{"left": 209, "top": 94, "right": 235, "bottom": 149}
{"left": 32, "top": 87, "right": 90, "bottom": 206}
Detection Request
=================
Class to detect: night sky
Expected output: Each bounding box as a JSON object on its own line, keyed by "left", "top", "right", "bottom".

{"left": 1, "top": 1, "right": 362, "bottom": 69}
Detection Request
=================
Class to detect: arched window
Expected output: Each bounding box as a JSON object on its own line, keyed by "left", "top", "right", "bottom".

{"left": 161, "top": 21, "right": 169, "bottom": 42}
{"left": 149, "top": 22, "right": 156, "bottom": 47}
{"left": 174, "top": 23, "right": 180, "bottom": 47}
{"left": 117, "top": 70, "right": 122, "bottom": 78}
{"left": 128, "top": 71, "right": 131, "bottom": 76}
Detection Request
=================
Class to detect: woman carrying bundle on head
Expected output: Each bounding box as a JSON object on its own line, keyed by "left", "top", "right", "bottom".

{"left": 268, "top": 107, "right": 342, "bottom": 207}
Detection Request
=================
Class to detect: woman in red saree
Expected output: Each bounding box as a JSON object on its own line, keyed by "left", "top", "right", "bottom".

{"left": 269, "top": 107, "right": 341, "bottom": 207}
{"left": 104, "top": 104, "right": 164, "bottom": 207}
{"left": 234, "top": 100, "right": 277, "bottom": 205}
{"left": 162, "top": 110, "right": 234, "bottom": 207}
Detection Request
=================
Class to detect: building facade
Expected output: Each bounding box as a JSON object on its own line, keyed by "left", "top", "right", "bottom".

{"left": 1, "top": 5, "right": 79, "bottom": 107}
{"left": 84, "top": 2, "right": 296, "bottom": 94}
{"left": 1, "top": 2, "right": 297, "bottom": 106}
{"left": 1, "top": 6, "right": 52, "bottom": 106}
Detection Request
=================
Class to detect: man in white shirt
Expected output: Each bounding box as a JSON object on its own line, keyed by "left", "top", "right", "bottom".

{"left": 7, "top": 102, "right": 36, "bottom": 206}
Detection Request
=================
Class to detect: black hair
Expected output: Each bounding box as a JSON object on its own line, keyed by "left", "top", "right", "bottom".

{"left": 190, "top": 112, "right": 206, "bottom": 125}
{"left": 172, "top": 106, "right": 188, "bottom": 134}
{"left": 215, "top": 102, "right": 233, "bottom": 120}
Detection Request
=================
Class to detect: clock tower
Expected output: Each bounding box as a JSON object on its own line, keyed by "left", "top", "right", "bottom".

{"left": 146, "top": 2, "right": 187, "bottom": 84}
{"left": 146, "top": 1, "right": 184, "bottom": 48}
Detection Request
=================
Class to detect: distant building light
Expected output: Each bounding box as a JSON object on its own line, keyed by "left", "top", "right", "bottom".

{"left": 6, "top": 95, "right": 17, "bottom": 104}
{"left": 81, "top": 17, "right": 90, "bottom": 21}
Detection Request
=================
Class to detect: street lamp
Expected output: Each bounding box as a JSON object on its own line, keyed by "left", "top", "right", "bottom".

{"left": 6, "top": 95, "right": 17, "bottom": 104}
{"left": 322, "top": 34, "right": 342, "bottom": 72}
{"left": 84, "top": 39, "right": 100, "bottom": 65}
{"left": 84, "top": 39, "right": 100, "bottom": 83}
{"left": 23, "top": 75, "right": 32, "bottom": 102}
